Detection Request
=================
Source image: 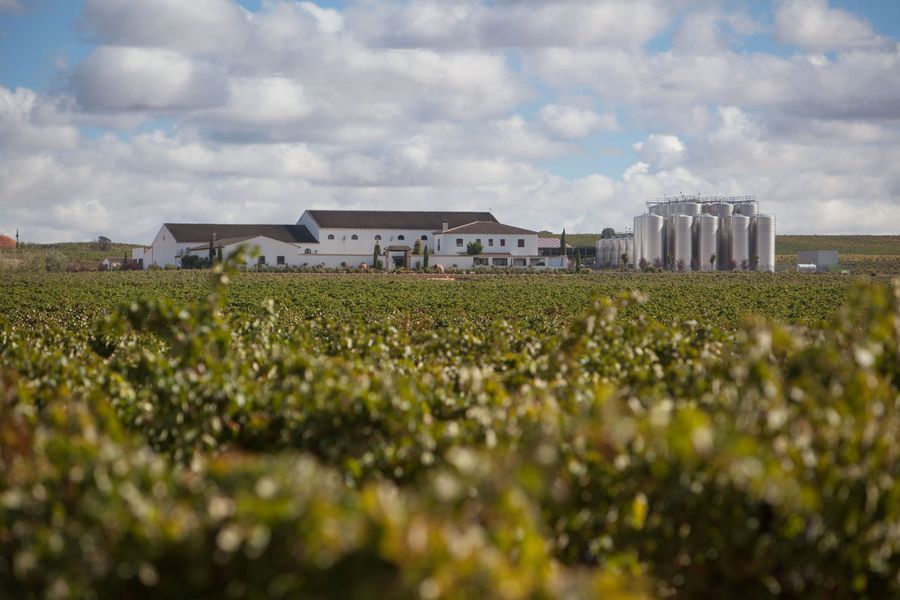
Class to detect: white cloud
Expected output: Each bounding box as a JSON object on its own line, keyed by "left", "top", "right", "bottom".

{"left": 73, "top": 47, "right": 227, "bottom": 111}
{"left": 774, "top": 0, "right": 881, "bottom": 52}
{"left": 0, "top": 0, "right": 21, "bottom": 14}
{"left": 538, "top": 104, "right": 617, "bottom": 139}
{"left": 347, "top": 0, "right": 673, "bottom": 49}
{"left": 2, "top": 1, "right": 900, "bottom": 242}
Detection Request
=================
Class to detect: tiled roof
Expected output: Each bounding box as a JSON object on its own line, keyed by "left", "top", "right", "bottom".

{"left": 537, "top": 237, "right": 572, "bottom": 249}
{"left": 306, "top": 210, "right": 497, "bottom": 230}
{"left": 437, "top": 221, "right": 537, "bottom": 235}
{"left": 164, "top": 224, "right": 317, "bottom": 244}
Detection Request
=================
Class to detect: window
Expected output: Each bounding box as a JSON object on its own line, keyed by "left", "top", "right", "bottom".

{"left": 492, "top": 257, "right": 508, "bottom": 267}
{"left": 351, "top": 234, "right": 358, "bottom": 240}
{"left": 304, "top": 248, "right": 312, "bottom": 254}
{"left": 437, "top": 239, "right": 441, "bottom": 251}
{"left": 456, "top": 238, "right": 464, "bottom": 247}
{"left": 474, "top": 257, "right": 489, "bottom": 266}
{"left": 327, "top": 234, "right": 335, "bottom": 240}
{"left": 421, "top": 235, "right": 428, "bottom": 240}
{"left": 258, "top": 256, "right": 266, "bottom": 265}
{"left": 375, "top": 235, "right": 382, "bottom": 241}
{"left": 398, "top": 235, "right": 405, "bottom": 241}
{"left": 488, "top": 239, "right": 494, "bottom": 247}
{"left": 517, "top": 239, "right": 525, "bottom": 248}
{"left": 476, "top": 239, "right": 482, "bottom": 245}
{"left": 500, "top": 239, "right": 506, "bottom": 247}
{"left": 513, "top": 258, "right": 526, "bottom": 267}
{"left": 277, "top": 256, "right": 285, "bottom": 265}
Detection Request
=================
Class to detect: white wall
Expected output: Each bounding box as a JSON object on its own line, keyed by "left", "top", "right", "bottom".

{"left": 312, "top": 227, "right": 434, "bottom": 255}
{"left": 145, "top": 226, "right": 194, "bottom": 268}
{"left": 432, "top": 232, "right": 538, "bottom": 256}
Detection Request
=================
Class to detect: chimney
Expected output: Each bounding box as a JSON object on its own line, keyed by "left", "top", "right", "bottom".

{"left": 441, "top": 220, "right": 449, "bottom": 232}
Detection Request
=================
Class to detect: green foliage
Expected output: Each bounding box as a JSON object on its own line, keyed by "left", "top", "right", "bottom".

{"left": 0, "top": 242, "right": 140, "bottom": 273}
{"left": 466, "top": 241, "right": 483, "bottom": 255}
{"left": 43, "top": 251, "right": 68, "bottom": 273}
{"left": 1, "top": 260, "right": 899, "bottom": 596}
{"left": 776, "top": 235, "right": 900, "bottom": 256}
{"left": 560, "top": 229, "right": 567, "bottom": 254}
{"left": 412, "top": 239, "right": 422, "bottom": 255}
{"left": 601, "top": 228, "right": 616, "bottom": 239}
{"left": 423, "top": 244, "right": 429, "bottom": 269}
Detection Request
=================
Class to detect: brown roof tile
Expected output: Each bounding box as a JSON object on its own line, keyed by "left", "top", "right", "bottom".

{"left": 306, "top": 210, "right": 497, "bottom": 230}
{"left": 164, "top": 223, "right": 317, "bottom": 244}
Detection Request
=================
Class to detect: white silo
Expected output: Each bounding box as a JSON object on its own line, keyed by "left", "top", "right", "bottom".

{"left": 672, "top": 215, "right": 693, "bottom": 271}
{"left": 718, "top": 216, "right": 733, "bottom": 270}
{"left": 617, "top": 237, "right": 628, "bottom": 267}
{"left": 731, "top": 214, "right": 751, "bottom": 269}
{"left": 681, "top": 202, "right": 702, "bottom": 217}
{"left": 644, "top": 213, "right": 665, "bottom": 266}
{"left": 713, "top": 202, "right": 734, "bottom": 218}
{"left": 736, "top": 202, "right": 758, "bottom": 217}
{"left": 595, "top": 239, "right": 604, "bottom": 267}
{"left": 755, "top": 214, "right": 776, "bottom": 272}
{"left": 696, "top": 214, "right": 719, "bottom": 272}
{"left": 633, "top": 216, "right": 644, "bottom": 264}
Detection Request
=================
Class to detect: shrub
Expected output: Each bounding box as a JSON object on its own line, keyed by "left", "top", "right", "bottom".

{"left": 44, "top": 251, "right": 68, "bottom": 272}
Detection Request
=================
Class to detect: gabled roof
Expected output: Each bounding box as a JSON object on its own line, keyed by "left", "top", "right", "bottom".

{"left": 306, "top": 210, "right": 497, "bottom": 230}
{"left": 436, "top": 221, "right": 537, "bottom": 235}
{"left": 164, "top": 223, "right": 317, "bottom": 244}
{"left": 538, "top": 237, "right": 572, "bottom": 249}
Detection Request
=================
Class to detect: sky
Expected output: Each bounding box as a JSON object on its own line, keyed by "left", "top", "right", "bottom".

{"left": 1, "top": 0, "right": 899, "bottom": 243}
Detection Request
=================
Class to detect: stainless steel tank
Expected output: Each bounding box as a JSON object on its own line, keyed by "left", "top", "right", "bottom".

{"left": 696, "top": 214, "right": 719, "bottom": 272}
{"left": 672, "top": 215, "right": 693, "bottom": 271}
{"left": 644, "top": 213, "right": 664, "bottom": 266}
{"left": 730, "top": 214, "right": 751, "bottom": 269}
{"left": 755, "top": 214, "right": 776, "bottom": 272}
{"left": 681, "top": 202, "right": 702, "bottom": 217}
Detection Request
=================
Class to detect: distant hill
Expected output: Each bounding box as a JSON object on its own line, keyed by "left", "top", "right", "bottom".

{"left": 775, "top": 235, "right": 900, "bottom": 256}
{"left": 0, "top": 241, "right": 141, "bottom": 272}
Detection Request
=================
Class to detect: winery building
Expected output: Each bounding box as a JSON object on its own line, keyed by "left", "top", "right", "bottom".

{"left": 132, "top": 210, "right": 565, "bottom": 270}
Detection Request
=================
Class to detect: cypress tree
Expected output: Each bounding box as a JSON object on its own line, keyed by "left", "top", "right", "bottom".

{"left": 423, "top": 244, "right": 429, "bottom": 269}
{"left": 575, "top": 248, "right": 582, "bottom": 271}
{"left": 373, "top": 243, "right": 381, "bottom": 269}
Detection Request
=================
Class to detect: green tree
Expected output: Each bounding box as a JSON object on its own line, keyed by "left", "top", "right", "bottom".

{"left": 216, "top": 246, "right": 223, "bottom": 264}
{"left": 373, "top": 243, "right": 381, "bottom": 269}
{"left": 208, "top": 234, "right": 216, "bottom": 264}
{"left": 710, "top": 253, "right": 717, "bottom": 271}
{"left": 560, "top": 229, "right": 567, "bottom": 256}
{"left": 575, "top": 249, "right": 582, "bottom": 271}
{"left": 466, "top": 240, "right": 483, "bottom": 255}
{"left": 600, "top": 227, "right": 616, "bottom": 239}
{"left": 412, "top": 239, "right": 422, "bottom": 255}
{"left": 423, "top": 244, "right": 429, "bottom": 269}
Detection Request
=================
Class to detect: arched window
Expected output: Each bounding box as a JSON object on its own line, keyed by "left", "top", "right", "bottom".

{"left": 351, "top": 234, "right": 358, "bottom": 240}
{"left": 304, "top": 248, "right": 312, "bottom": 254}
{"left": 327, "top": 234, "right": 335, "bottom": 240}
{"left": 421, "top": 235, "right": 428, "bottom": 240}
{"left": 375, "top": 235, "right": 382, "bottom": 241}
{"left": 398, "top": 235, "right": 405, "bottom": 241}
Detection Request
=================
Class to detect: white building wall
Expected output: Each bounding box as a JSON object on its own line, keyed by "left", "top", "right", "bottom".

{"left": 145, "top": 226, "right": 194, "bottom": 268}
{"left": 432, "top": 232, "right": 538, "bottom": 256}
{"left": 312, "top": 227, "right": 434, "bottom": 255}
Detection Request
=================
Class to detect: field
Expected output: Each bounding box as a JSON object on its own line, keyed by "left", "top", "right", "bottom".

{"left": 2, "top": 264, "right": 899, "bottom": 598}
{"left": 0, "top": 241, "right": 139, "bottom": 272}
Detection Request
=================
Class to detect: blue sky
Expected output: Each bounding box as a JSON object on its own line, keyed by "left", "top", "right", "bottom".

{"left": 2, "top": 0, "right": 899, "bottom": 241}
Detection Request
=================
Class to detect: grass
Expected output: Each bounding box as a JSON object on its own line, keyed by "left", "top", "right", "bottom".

{"left": 0, "top": 241, "right": 140, "bottom": 272}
